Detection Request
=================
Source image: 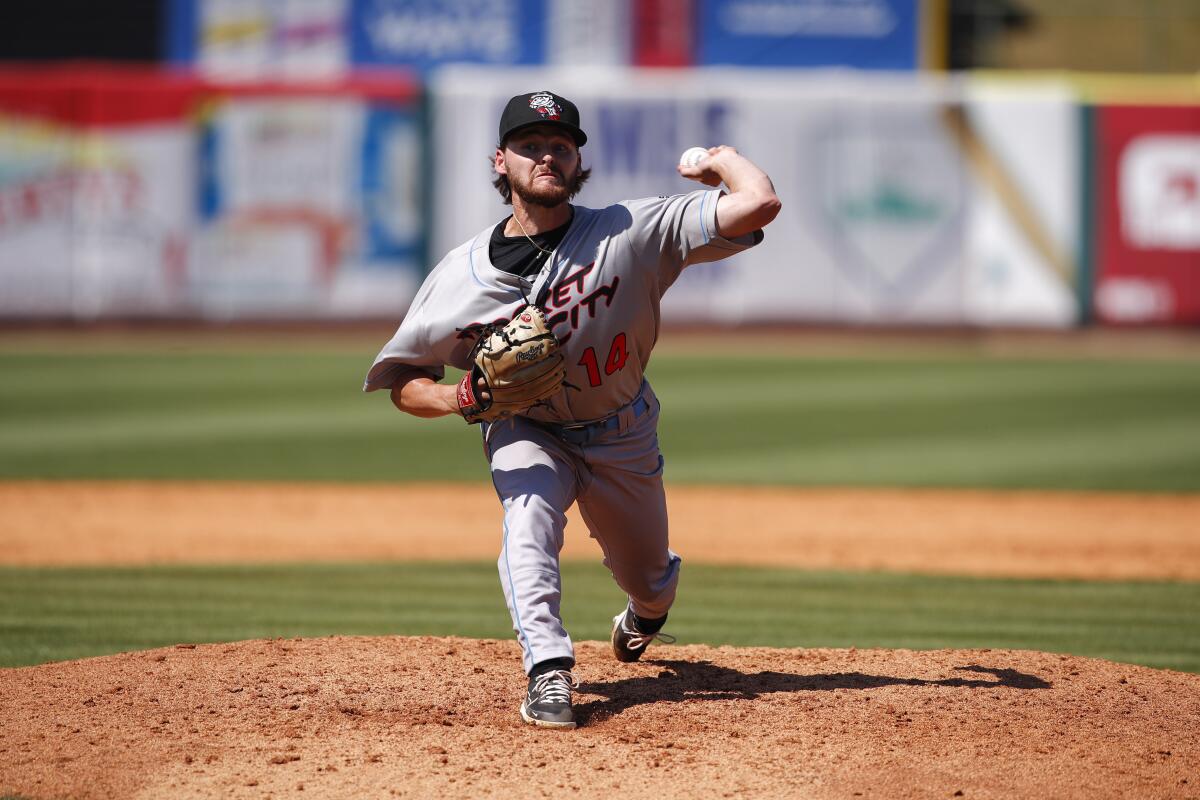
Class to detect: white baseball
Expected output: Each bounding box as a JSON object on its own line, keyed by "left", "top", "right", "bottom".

{"left": 679, "top": 146, "right": 709, "bottom": 168}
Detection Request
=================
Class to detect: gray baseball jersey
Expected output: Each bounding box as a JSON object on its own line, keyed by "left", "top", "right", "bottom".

{"left": 365, "top": 188, "right": 760, "bottom": 674}
{"left": 365, "top": 189, "right": 757, "bottom": 417}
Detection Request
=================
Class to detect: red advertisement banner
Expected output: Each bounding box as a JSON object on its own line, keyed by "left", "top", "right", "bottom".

{"left": 1095, "top": 104, "right": 1200, "bottom": 324}
{"left": 632, "top": 0, "right": 696, "bottom": 67}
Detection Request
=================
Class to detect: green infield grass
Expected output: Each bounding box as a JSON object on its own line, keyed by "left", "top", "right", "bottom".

{"left": 1, "top": 346, "right": 1198, "bottom": 489}
{"left": 2, "top": 562, "right": 1197, "bottom": 673}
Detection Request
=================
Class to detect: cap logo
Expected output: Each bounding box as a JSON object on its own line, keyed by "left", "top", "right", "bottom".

{"left": 529, "top": 92, "right": 562, "bottom": 121}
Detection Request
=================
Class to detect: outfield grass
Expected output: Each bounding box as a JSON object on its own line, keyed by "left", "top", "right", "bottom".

{"left": 1, "top": 348, "right": 1199, "bottom": 489}
{"left": 2, "top": 342, "right": 1197, "bottom": 676}
{"left": 2, "top": 562, "right": 1197, "bottom": 673}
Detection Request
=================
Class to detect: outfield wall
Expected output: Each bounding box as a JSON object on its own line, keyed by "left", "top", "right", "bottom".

{"left": 431, "top": 67, "right": 1081, "bottom": 327}
{"left": 163, "top": 0, "right": 931, "bottom": 75}
{"left": 0, "top": 67, "right": 198, "bottom": 319}
{"left": 0, "top": 65, "right": 1196, "bottom": 325}
{"left": 0, "top": 66, "right": 424, "bottom": 321}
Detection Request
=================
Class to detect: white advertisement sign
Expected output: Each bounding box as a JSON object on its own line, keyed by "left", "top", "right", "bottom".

{"left": 192, "top": 93, "right": 423, "bottom": 319}
{"left": 0, "top": 117, "right": 195, "bottom": 318}
{"left": 1120, "top": 134, "right": 1200, "bottom": 251}
{"left": 430, "top": 67, "right": 1080, "bottom": 327}
{"left": 197, "top": 0, "right": 350, "bottom": 79}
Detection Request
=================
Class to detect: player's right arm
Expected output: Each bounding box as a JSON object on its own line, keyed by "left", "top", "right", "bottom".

{"left": 677, "top": 145, "right": 781, "bottom": 239}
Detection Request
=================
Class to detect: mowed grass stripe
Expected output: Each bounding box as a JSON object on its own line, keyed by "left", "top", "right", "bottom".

{"left": 654, "top": 359, "right": 1200, "bottom": 487}
{"left": 666, "top": 418, "right": 1200, "bottom": 487}
{"left": 1, "top": 351, "right": 1199, "bottom": 489}
{"left": 653, "top": 357, "right": 1196, "bottom": 410}
{"left": 1, "top": 563, "right": 1197, "bottom": 673}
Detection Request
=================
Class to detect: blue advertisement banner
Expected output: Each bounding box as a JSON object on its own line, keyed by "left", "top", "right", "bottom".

{"left": 697, "top": 0, "right": 919, "bottom": 69}
{"left": 351, "top": 0, "right": 547, "bottom": 71}
{"left": 360, "top": 104, "right": 423, "bottom": 264}
{"left": 163, "top": 0, "right": 199, "bottom": 65}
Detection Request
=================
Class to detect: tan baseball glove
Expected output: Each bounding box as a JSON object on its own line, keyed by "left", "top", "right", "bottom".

{"left": 456, "top": 305, "right": 565, "bottom": 424}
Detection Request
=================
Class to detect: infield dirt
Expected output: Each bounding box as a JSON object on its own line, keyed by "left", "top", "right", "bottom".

{"left": 3, "top": 481, "right": 1199, "bottom": 799}
{"left": 4, "top": 481, "right": 1200, "bottom": 579}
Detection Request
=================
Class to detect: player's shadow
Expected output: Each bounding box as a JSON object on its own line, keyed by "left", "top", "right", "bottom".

{"left": 574, "top": 660, "right": 1051, "bottom": 724}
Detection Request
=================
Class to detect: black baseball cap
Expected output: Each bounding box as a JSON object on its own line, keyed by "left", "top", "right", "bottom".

{"left": 498, "top": 91, "right": 587, "bottom": 147}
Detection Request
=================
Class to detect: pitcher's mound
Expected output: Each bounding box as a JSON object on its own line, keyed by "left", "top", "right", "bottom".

{"left": 2, "top": 636, "right": 1197, "bottom": 799}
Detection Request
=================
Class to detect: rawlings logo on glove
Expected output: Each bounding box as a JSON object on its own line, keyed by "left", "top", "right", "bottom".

{"left": 457, "top": 305, "right": 565, "bottom": 424}
{"left": 516, "top": 343, "right": 545, "bottom": 362}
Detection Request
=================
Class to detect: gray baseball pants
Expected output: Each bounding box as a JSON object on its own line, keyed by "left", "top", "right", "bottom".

{"left": 483, "top": 383, "right": 680, "bottom": 675}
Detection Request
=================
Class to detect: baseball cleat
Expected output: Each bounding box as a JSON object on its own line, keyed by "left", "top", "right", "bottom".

{"left": 611, "top": 605, "right": 676, "bottom": 663}
{"left": 519, "top": 669, "right": 579, "bottom": 729}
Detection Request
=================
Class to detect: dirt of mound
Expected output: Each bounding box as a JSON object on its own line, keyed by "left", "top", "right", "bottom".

{"left": 4, "top": 481, "right": 1200, "bottom": 580}
{"left": 1, "top": 636, "right": 1197, "bottom": 800}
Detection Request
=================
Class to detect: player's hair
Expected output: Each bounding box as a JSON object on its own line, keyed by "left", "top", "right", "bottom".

{"left": 490, "top": 148, "right": 591, "bottom": 205}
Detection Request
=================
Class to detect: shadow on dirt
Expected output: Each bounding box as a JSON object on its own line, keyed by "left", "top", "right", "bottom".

{"left": 575, "top": 661, "right": 1051, "bottom": 724}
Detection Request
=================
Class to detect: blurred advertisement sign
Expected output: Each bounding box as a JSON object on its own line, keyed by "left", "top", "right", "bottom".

{"left": 350, "top": 0, "right": 546, "bottom": 70}
{"left": 0, "top": 68, "right": 423, "bottom": 321}
{"left": 1120, "top": 136, "right": 1200, "bottom": 251}
{"left": 546, "top": 0, "right": 630, "bottom": 66}
{"left": 0, "top": 68, "right": 197, "bottom": 319}
{"left": 810, "top": 117, "right": 966, "bottom": 302}
{"left": 431, "top": 68, "right": 1079, "bottom": 327}
{"left": 174, "top": 0, "right": 630, "bottom": 75}
{"left": 697, "top": 0, "right": 919, "bottom": 69}
{"left": 194, "top": 78, "right": 423, "bottom": 318}
{"left": 1096, "top": 106, "right": 1200, "bottom": 325}
{"left": 168, "top": 0, "right": 351, "bottom": 78}
{"left": 633, "top": 0, "right": 696, "bottom": 66}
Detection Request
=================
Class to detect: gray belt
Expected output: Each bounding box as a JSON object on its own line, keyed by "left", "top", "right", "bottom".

{"left": 539, "top": 395, "right": 650, "bottom": 445}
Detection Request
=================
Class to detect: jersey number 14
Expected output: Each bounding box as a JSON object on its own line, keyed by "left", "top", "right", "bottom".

{"left": 577, "top": 332, "right": 629, "bottom": 387}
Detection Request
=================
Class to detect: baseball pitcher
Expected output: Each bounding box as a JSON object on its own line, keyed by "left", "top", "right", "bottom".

{"left": 364, "top": 91, "right": 781, "bottom": 729}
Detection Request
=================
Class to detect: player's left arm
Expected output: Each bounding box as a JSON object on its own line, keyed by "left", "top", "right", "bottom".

{"left": 677, "top": 146, "right": 781, "bottom": 239}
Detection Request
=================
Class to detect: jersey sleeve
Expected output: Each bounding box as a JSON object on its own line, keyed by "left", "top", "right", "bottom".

{"left": 622, "top": 189, "right": 762, "bottom": 289}
{"left": 362, "top": 283, "right": 447, "bottom": 392}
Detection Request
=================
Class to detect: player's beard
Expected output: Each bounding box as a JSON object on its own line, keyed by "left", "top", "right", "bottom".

{"left": 510, "top": 165, "right": 580, "bottom": 209}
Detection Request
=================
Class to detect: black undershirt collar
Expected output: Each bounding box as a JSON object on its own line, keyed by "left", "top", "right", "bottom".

{"left": 489, "top": 208, "right": 574, "bottom": 279}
